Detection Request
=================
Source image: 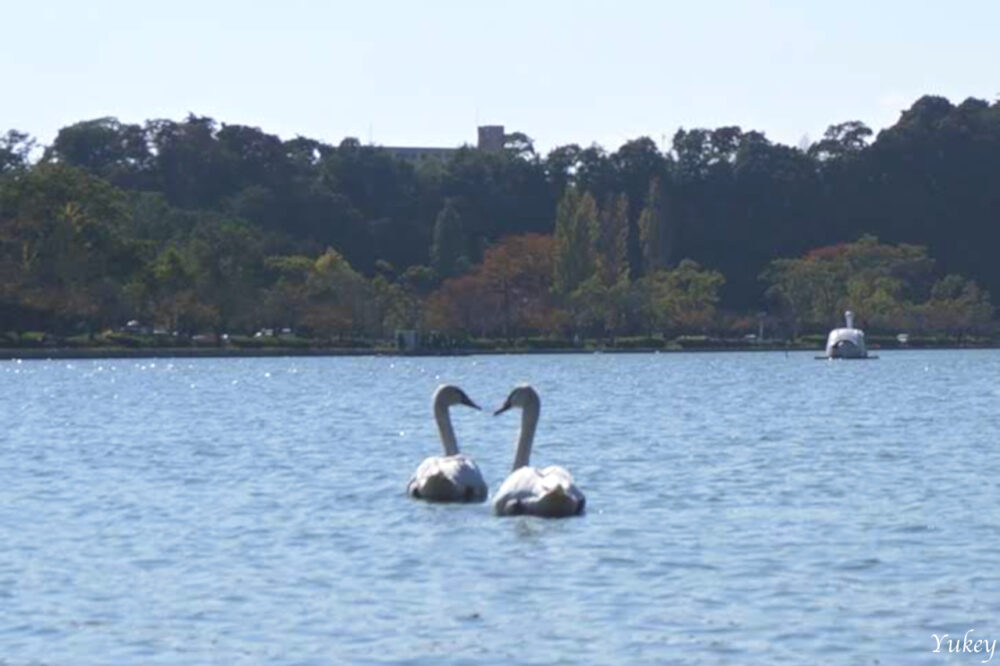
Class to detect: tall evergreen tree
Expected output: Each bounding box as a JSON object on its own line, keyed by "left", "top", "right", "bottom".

{"left": 430, "top": 198, "right": 468, "bottom": 279}
{"left": 596, "top": 193, "right": 630, "bottom": 285}
{"left": 552, "top": 188, "right": 598, "bottom": 297}
{"left": 638, "top": 177, "right": 674, "bottom": 275}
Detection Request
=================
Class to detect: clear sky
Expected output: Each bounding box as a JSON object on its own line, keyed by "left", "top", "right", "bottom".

{"left": 3, "top": 0, "right": 998, "bottom": 154}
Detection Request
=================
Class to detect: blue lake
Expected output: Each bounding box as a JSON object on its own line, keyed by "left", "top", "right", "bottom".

{"left": 3, "top": 350, "right": 1000, "bottom": 664}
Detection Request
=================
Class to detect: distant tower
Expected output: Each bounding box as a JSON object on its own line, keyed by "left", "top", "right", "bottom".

{"left": 477, "top": 125, "right": 505, "bottom": 153}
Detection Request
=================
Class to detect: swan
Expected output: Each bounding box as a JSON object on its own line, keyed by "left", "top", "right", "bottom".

{"left": 407, "top": 384, "right": 488, "bottom": 503}
{"left": 492, "top": 384, "right": 586, "bottom": 517}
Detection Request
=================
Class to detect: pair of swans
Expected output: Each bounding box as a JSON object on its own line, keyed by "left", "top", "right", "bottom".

{"left": 407, "top": 384, "right": 586, "bottom": 518}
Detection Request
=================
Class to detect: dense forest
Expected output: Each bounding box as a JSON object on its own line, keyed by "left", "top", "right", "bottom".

{"left": 1, "top": 94, "right": 997, "bottom": 348}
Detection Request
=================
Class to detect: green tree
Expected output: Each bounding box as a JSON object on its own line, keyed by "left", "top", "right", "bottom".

{"left": 545, "top": 144, "right": 581, "bottom": 201}
{"left": 399, "top": 264, "right": 438, "bottom": 296}
{"left": 0, "top": 164, "right": 134, "bottom": 335}
{"left": 761, "top": 257, "right": 840, "bottom": 338}
{"left": 595, "top": 193, "right": 629, "bottom": 285}
{"left": 642, "top": 259, "right": 725, "bottom": 334}
{"left": 552, "top": 188, "right": 598, "bottom": 297}
{"left": 638, "top": 177, "right": 673, "bottom": 274}
{"left": 0, "top": 130, "right": 35, "bottom": 174}
{"left": 46, "top": 117, "right": 152, "bottom": 188}
{"left": 762, "top": 236, "right": 956, "bottom": 337}
{"left": 611, "top": 138, "right": 667, "bottom": 277}
{"left": 808, "top": 121, "right": 873, "bottom": 161}
{"left": 303, "top": 247, "right": 374, "bottom": 339}
{"left": 256, "top": 254, "right": 313, "bottom": 333}
{"left": 568, "top": 190, "right": 634, "bottom": 338}
{"left": 126, "top": 245, "right": 217, "bottom": 334}
{"left": 430, "top": 198, "right": 468, "bottom": 279}
{"left": 919, "top": 275, "right": 993, "bottom": 338}
{"left": 186, "top": 220, "right": 266, "bottom": 336}
{"left": 503, "top": 132, "right": 536, "bottom": 158}
{"left": 371, "top": 274, "right": 420, "bottom": 335}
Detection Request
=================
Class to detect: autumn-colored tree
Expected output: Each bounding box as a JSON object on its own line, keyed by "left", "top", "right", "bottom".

{"left": 479, "top": 233, "right": 559, "bottom": 336}
{"left": 424, "top": 273, "right": 500, "bottom": 336}
{"left": 425, "top": 233, "right": 561, "bottom": 337}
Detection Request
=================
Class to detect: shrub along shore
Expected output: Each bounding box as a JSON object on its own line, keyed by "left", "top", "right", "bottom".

{"left": 2, "top": 332, "right": 995, "bottom": 360}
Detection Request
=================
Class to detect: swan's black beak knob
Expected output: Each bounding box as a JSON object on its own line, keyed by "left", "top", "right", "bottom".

{"left": 459, "top": 392, "right": 481, "bottom": 410}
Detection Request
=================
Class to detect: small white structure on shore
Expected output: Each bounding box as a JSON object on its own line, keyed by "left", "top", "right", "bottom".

{"left": 396, "top": 329, "right": 419, "bottom": 352}
{"left": 825, "top": 310, "right": 868, "bottom": 359}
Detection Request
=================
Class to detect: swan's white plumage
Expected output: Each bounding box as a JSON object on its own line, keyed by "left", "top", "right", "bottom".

{"left": 493, "top": 464, "right": 584, "bottom": 517}
{"left": 407, "top": 384, "right": 487, "bottom": 503}
{"left": 407, "top": 453, "right": 487, "bottom": 502}
{"left": 492, "top": 385, "right": 585, "bottom": 517}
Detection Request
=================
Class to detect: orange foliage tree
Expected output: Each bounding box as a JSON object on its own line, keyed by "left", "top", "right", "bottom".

{"left": 424, "top": 233, "right": 563, "bottom": 337}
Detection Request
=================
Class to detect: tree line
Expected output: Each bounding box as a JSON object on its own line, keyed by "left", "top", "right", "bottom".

{"left": 0, "top": 94, "right": 997, "bottom": 345}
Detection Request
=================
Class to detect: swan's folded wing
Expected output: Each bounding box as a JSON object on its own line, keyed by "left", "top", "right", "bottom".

{"left": 539, "top": 466, "right": 584, "bottom": 504}
{"left": 441, "top": 454, "right": 488, "bottom": 500}
{"left": 492, "top": 467, "right": 543, "bottom": 514}
{"left": 493, "top": 465, "right": 585, "bottom": 516}
{"left": 410, "top": 454, "right": 487, "bottom": 502}
{"left": 539, "top": 465, "right": 574, "bottom": 485}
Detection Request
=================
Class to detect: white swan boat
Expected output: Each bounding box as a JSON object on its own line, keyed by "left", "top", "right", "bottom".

{"left": 821, "top": 310, "right": 875, "bottom": 359}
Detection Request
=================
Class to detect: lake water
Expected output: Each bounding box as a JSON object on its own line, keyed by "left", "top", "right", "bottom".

{"left": 3, "top": 350, "right": 1000, "bottom": 665}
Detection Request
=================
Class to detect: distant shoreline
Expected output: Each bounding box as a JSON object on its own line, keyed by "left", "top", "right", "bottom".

{"left": 2, "top": 343, "right": 997, "bottom": 361}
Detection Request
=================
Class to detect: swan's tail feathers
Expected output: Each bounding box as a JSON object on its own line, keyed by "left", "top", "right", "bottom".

{"left": 464, "top": 483, "right": 487, "bottom": 503}
{"left": 418, "top": 469, "right": 458, "bottom": 502}
{"left": 496, "top": 498, "right": 525, "bottom": 516}
{"left": 536, "top": 484, "right": 582, "bottom": 518}
{"left": 540, "top": 477, "right": 572, "bottom": 497}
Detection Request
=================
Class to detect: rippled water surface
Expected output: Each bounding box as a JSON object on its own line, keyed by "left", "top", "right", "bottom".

{"left": 3, "top": 351, "right": 1000, "bottom": 664}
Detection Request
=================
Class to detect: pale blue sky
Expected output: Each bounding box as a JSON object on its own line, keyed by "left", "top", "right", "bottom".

{"left": 3, "top": 1, "right": 997, "bottom": 154}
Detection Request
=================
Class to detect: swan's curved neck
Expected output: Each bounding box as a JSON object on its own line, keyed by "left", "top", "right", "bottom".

{"left": 434, "top": 401, "right": 459, "bottom": 456}
{"left": 512, "top": 401, "right": 539, "bottom": 472}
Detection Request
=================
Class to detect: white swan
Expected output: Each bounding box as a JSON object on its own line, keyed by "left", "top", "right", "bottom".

{"left": 492, "top": 384, "right": 586, "bottom": 517}
{"left": 407, "top": 384, "right": 488, "bottom": 503}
